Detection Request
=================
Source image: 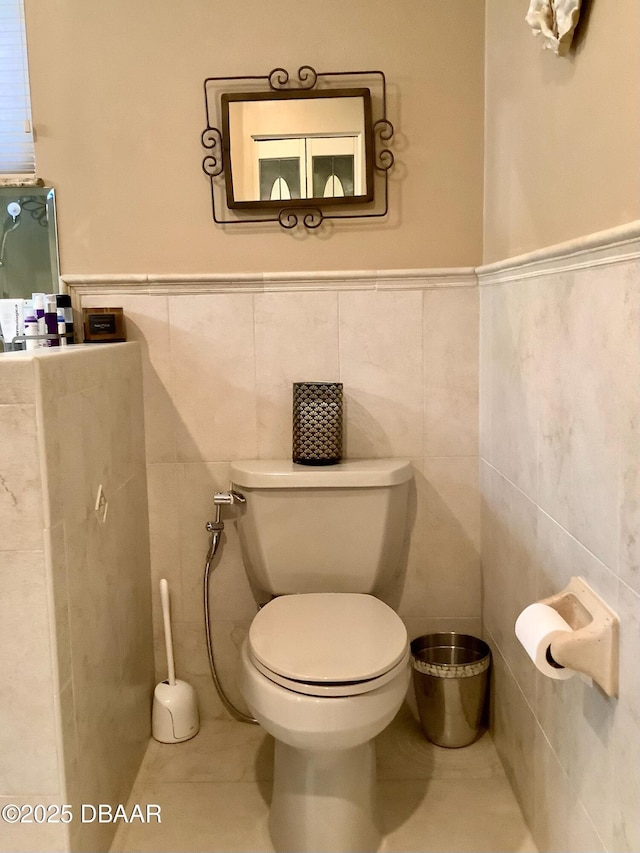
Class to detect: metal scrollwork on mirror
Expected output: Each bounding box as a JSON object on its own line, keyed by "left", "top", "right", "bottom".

{"left": 201, "top": 66, "right": 394, "bottom": 230}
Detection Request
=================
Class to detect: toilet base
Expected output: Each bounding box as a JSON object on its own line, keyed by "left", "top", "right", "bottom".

{"left": 269, "top": 739, "right": 381, "bottom": 853}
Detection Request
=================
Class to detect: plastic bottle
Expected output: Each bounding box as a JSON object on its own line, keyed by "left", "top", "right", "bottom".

{"left": 32, "top": 293, "right": 46, "bottom": 347}
{"left": 23, "top": 311, "right": 39, "bottom": 350}
{"left": 55, "top": 294, "right": 74, "bottom": 345}
{"left": 44, "top": 295, "right": 59, "bottom": 346}
{"left": 57, "top": 309, "right": 67, "bottom": 346}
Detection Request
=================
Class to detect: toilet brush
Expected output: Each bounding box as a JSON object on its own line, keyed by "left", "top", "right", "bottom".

{"left": 152, "top": 578, "right": 200, "bottom": 743}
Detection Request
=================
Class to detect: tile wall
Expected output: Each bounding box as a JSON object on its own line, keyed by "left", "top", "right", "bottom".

{"left": 0, "top": 344, "right": 154, "bottom": 853}
{"left": 479, "top": 227, "right": 640, "bottom": 851}
{"left": 77, "top": 274, "right": 481, "bottom": 719}
{"left": 0, "top": 355, "right": 66, "bottom": 853}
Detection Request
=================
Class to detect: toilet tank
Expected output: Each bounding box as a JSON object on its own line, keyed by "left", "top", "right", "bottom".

{"left": 230, "top": 459, "right": 412, "bottom": 596}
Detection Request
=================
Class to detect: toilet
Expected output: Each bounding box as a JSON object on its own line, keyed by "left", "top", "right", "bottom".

{"left": 230, "top": 459, "right": 413, "bottom": 853}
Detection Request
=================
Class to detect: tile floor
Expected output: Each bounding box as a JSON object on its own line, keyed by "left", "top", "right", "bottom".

{"left": 110, "top": 703, "right": 537, "bottom": 853}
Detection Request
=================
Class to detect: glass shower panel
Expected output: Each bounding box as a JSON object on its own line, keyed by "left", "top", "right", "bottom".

{"left": 0, "top": 186, "right": 59, "bottom": 300}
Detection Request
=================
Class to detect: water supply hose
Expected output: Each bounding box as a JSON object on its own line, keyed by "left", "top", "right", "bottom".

{"left": 203, "top": 506, "right": 257, "bottom": 725}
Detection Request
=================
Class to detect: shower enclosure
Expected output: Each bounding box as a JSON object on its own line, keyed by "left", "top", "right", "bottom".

{"left": 0, "top": 185, "right": 59, "bottom": 300}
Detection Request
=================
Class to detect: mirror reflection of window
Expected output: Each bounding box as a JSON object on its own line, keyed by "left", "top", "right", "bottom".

{"left": 253, "top": 136, "right": 361, "bottom": 201}
{"left": 313, "top": 155, "right": 354, "bottom": 198}
{"left": 270, "top": 176, "right": 292, "bottom": 201}
{"left": 323, "top": 175, "right": 345, "bottom": 198}
{"left": 259, "top": 157, "right": 301, "bottom": 201}
{"left": 225, "top": 92, "right": 372, "bottom": 205}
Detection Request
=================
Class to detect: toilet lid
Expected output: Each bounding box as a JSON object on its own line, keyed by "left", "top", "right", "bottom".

{"left": 248, "top": 593, "right": 408, "bottom": 684}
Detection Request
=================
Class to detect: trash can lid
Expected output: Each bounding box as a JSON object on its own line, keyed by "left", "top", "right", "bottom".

{"left": 249, "top": 593, "right": 408, "bottom": 683}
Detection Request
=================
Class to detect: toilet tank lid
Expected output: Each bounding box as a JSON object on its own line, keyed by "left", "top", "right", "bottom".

{"left": 230, "top": 459, "right": 413, "bottom": 488}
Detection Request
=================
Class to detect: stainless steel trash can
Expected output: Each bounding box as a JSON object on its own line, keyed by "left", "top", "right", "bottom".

{"left": 411, "top": 633, "right": 491, "bottom": 748}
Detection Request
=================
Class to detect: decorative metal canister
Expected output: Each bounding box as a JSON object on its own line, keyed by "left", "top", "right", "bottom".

{"left": 292, "top": 381, "right": 343, "bottom": 465}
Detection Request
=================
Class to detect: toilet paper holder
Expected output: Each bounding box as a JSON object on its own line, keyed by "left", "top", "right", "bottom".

{"left": 540, "top": 576, "right": 619, "bottom": 697}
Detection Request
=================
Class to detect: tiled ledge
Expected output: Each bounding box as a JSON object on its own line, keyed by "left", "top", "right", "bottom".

{"left": 61, "top": 267, "right": 477, "bottom": 296}
{"left": 477, "top": 220, "right": 640, "bottom": 285}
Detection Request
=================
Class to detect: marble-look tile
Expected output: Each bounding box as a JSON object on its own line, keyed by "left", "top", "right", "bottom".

{"left": 479, "top": 284, "right": 492, "bottom": 462}
{"left": 44, "top": 521, "right": 72, "bottom": 689}
{"left": 144, "top": 719, "right": 273, "bottom": 783}
{"left": 535, "top": 272, "right": 573, "bottom": 531}
{"left": 402, "top": 615, "right": 483, "bottom": 643}
{"left": 81, "top": 294, "right": 176, "bottom": 465}
{"left": 56, "top": 680, "right": 79, "bottom": 827}
{"left": 54, "top": 390, "right": 88, "bottom": 527}
{"left": 65, "top": 513, "right": 124, "bottom": 718}
{"left": 481, "top": 465, "right": 537, "bottom": 705}
{"left": 108, "top": 474, "right": 155, "bottom": 707}
{"left": 139, "top": 359, "right": 177, "bottom": 464}
{"left": 379, "top": 776, "right": 537, "bottom": 852}
{"left": 0, "top": 796, "right": 68, "bottom": 853}
{"left": 398, "top": 457, "right": 480, "bottom": 620}
{"left": 35, "top": 343, "right": 138, "bottom": 405}
{"left": 0, "top": 403, "right": 44, "bottom": 551}
{"left": 420, "top": 456, "right": 480, "bottom": 618}
{"left": 147, "top": 463, "right": 183, "bottom": 676}
{"left": 611, "top": 581, "right": 640, "bottom": 853}
{"left": 489, "top": 279, "right": 539, "bottom": 500}
{"left": 0, "top": 551, "right": 60, "bottom": 797}
{"left": 112, "top": 780, "right": 274, "bottom": 853}
{"left": 254, "top": 290, "right": 339, "bottom": 458}
{"left": 534, "top": 508, "right": 574, "bottom": 601}
{"left": 397, "top": 459, "right": 430, "bottom": 617}
{"left": 533, "top": 726, "right": 605, "bottom": 853}
{"left": 63, "top": 476, "right": 153, "bottom": 835}
{"left": 612, "top": 702, "right": 640, "bottom": 852}
{"left": 482, "top": 252, "right": 640, "bottom": 851}
{"left": 171, "top": 619, "right": 253, "bottom": 721}
{"left": 536, "top": 646, "right": 616, "bottom": 849}
{"left": 423, "top": 287, "right": 478, "bottom": 457}
{"left": 52, "top": 379, "right": 126, "bottom": 529}
{"left": 376, "top": 702, "right": 503, "bottom": 781}
{"left": 488, "top": 644, "right": 538, "bottom": 833}
{"left": 169, "top": 294, "right": 257, "bottom": 463}
{"left": 111, "top": 717, "right": 533, "bottom": 853}
{"left": 487, "top": 640, "right": 512, "bottom": 776}
{"left": 80, "top": 381, "right": 126, "bottom": 501}
{"left": 567, "top": 265, "right": 626, "bottom": 569}
{"left": 616, "top": 577, "right": 640, "bottom": 722}
{"left": 618, "top": 261, "right": 640, "bottom": 593}
{"left": 177, "top": 462, "right": 256, "bottom": 625}
{"left": 338, "top": 290, "right": 424, "bottom": 458}
{"left": 0, "top": 355, "right": 35, "bottom": 404}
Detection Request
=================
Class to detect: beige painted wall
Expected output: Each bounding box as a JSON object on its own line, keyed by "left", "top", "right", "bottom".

{"left": 484, "top": 0, "right": 640, "bottom": 262}
{"left": 24, "top": 0, "right": 484, "bottom": 275}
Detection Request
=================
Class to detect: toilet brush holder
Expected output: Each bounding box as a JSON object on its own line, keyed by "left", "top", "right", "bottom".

{"left": 292, "top": 381, "right": 343, "bottom": 465}
{"left": 152, "top": 578, "right": 199, "bottom": 743}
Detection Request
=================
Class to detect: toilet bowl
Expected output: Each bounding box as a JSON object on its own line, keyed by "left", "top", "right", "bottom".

{"left": 230, "top": 458, "right": 414, "bottom": 852}
{"left": 240, "top": 593, "right": 410, "bottom": 852}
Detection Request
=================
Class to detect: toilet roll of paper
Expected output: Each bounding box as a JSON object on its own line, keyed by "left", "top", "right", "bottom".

{"left": 515, "top": 603, "right": 575, "bottom": 680}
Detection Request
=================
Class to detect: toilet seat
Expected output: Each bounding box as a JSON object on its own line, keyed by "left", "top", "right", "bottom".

{"left": 247, "top": 593, "right": 409, "bottom": 697}
{"left": 249, "top": 646, "right": 411, "bottom": 697}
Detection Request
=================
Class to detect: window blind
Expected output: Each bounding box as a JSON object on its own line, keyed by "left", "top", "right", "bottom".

{"left": 0, "top": 0, "right": 35, "bottom": 175}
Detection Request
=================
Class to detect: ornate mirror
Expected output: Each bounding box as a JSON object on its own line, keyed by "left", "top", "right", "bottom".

{"left": 202, "top": 67, "right": 394, "bottom": 230}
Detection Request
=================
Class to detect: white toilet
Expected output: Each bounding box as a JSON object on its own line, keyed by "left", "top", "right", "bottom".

{"left": 230, "top": 458, "right": 413, "bottom": 853}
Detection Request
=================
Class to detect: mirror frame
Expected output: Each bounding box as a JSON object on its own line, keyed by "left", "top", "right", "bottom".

{"left": 221, "top": 88, "right": 374, "bottom": 210}
{"left": 202, "top": 67, "right": 394, "bottom": 230}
